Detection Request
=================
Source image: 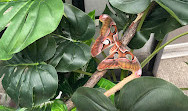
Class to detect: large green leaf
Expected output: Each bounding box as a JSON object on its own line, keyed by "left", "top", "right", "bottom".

{"left": 0, "top": 0, "right": 64, "bottom": 60}
{"left": 0, "top": 36, "right": 58, "bottom": 108}
{"left": 109, "top": 0, "right": 150, "bottom": 14}
{"left": 0, "top": 36, "right": 56, "bottom": 66}
{"left": 49, "top": 39, "right": 91, "bottom": 72}
{"left": 128, "top": 6, "right": 181, "bottom": 49}
{"left": 1, "top": 64, "right": 58, "bottom": 108}
{"left": 117, "top": 77, "right": 188, "bottom": 111}
{"left": 13, "top": 36, "right": 56, "bottom": 64}
{"left": 49, "top": 3, "right": 95, "bottom": 72}
{"left": 72, "top": 87, "right": 117, "bottom": 111}
{"left": 61, "top": 3, "right": 95, "bottom": 41}
{"left": 155, "top": 0, "right": 188, "bottom": 25}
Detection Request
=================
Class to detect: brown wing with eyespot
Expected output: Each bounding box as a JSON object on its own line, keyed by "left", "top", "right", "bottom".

{"left": 91, "top": 18, "right": 118, "bottom": 57}
{"left": 97, "top": 49, "right": 141, "bottom": 73}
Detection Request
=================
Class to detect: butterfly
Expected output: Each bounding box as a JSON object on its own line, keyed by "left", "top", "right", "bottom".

{"left": 91, "top": 14, "right": 142, "bottom": 77}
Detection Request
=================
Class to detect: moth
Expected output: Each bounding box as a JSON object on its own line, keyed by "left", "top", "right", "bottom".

{"left": 91, "top": 14, "right": 142, "bottom": 77}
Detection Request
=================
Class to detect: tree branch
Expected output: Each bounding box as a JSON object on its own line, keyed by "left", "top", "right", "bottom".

{"left": 121, "top": 13, "right": 144, "bottom": 46}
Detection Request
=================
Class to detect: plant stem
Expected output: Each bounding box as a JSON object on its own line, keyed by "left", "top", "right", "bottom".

{"left": 102, "top": 51, "right": 107, "bottom": 58}
{"left": 180, "top": 88, "right": 188, "bottom": 90}
{"left": 130, "top": 49, "right": 134, "bottom": 53}
{"left": 6, "top": 63, "right": 39, "bottom": 66}
{"left": 111, "top": 70, "right": 117, "bottom": 82}
{"left": 137, "top": 3, "right": 152, "bottom": 31}
{"left": 120, "top": 70, "right": 129, "bottom": 80}
{"left": 73, "top": 70, "right": 92, "bottom": 76}
{"left": 141, "top": 32, "right": 188, "bottom": 68}
{"left": 93, "top": 57, "right": 101, "bottom": 64}
{"left": 107, "top": 74, "right": 112, "bottom": 81}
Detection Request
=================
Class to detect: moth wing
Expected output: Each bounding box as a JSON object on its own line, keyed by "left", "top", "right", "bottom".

{"left": 97, "top": 51, "right": 119, "bottom": 71}
{"left": 91, "top": 32, "right": 115, "bottom": 57}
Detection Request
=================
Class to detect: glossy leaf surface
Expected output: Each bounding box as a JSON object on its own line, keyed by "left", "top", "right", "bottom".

{"left": 155, "top": 0, "right": 188, "bottom": 25}
{"left": 49, "top": 39, "right": 91, "bottom": 72}
{"left": 0, "top": 0, "right": 64, "bottom": 60}
{"left": 0, "top": 37, "right": 58, "bottom": 108}
{"left": 109, "top": 0, "right": 150, "bottom": 14}
{"left": 72, "top": 87, "right": 117, "bottom": 111}
{"left": 96, "top": 78, "right": 116, "bottom": 103}
{"left": 128, "top": 7, "right": 181, "bottom": 49}
{"left": 117, "top": 77, "right": 188, "bottom": 111}
{"left": 51, "top": 100, "right": 68, "bottom": 111}
{"left": 1, "top": 64, "right": 58, "bottom": 108}
{"left": 61, "top": 3, "right": 95, "bottom": 41}
{"left": 49, "top": 3, "right": 95, "bottom": 72}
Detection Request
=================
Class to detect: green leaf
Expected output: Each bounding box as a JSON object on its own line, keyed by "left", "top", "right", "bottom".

{"left": 0, "top": 36, "right": 56, "bottom": 67}
{"left": 97, "top": 78, "right": 115, "bottom": 91}
{"left": 86, "top": 58, "right": 97, "bottom": 73}
{"left": 1, "top": 36, "right": 58, "bottom": 108}
{"left": 128, "top": 6, "right": 181, "bottom": 49}
{"left": 23, "top": 100, "right": 67, "bottom": 111}
{"left": 1, "top": 64, "right": 58, "bottom": 108}
{"left": 49, "top": 39, "right": 91, "bottom": 72}
{"left": 185, "top": 62, "right": 188, "bottom": 65}
{"left": 109, "top": 0, "right": 150, "bottom": 14}
{"left": 155, "top": 0, "right": 188, "bottom": 25}
{"left": 61, "top": 3, "right": 95, "bottom": 41}
{"left": 15, "top": 35, "right": 56, "bottom": 63}
{"left": 88, "top": 10, "right": 95, "bottom": 21}
{"left": 51, "top": 100, "right": 68, "bottom": 111}
{"left": 49, "top": 4, "right": 94, "bottom": 72}
{"left": 0, "top": 0, "right": 64, "bottom": 60}
{"left": 29, "top": 102, "right": 52, "bottom": 111}
{"left": 97, "top": 78, "right": 116, "bottom": 104}
{"left": 0, "top": 105, "right": 14, "bottom": 111}
{"left": 57, "top": 71, "right": 89, "bottom": 100}
{"left": 117, "top": 77, "right": 188, "bottom": 111}
{"left": 72, "top": 87, "right": 117, "bottom": 111}
{"left": 103, "top": 4, "right": 131, "bottom": 31}
{"left": 16, "top": 108, "right": 27, "bottom": 111}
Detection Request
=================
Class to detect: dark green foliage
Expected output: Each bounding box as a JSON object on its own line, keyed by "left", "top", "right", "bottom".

{"left": 128, "top": 6, "right": 181, "bottom": 49}
{"left": 72, "top": 77, "right": 188, "bottom": 111}
{"left": 72, "top": 87, "right": 117, "bottom": 111}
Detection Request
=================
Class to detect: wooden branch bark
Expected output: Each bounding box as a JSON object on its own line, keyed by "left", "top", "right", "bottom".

{"left": 121, "top": 13, "right": 144, "bottom": 46}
